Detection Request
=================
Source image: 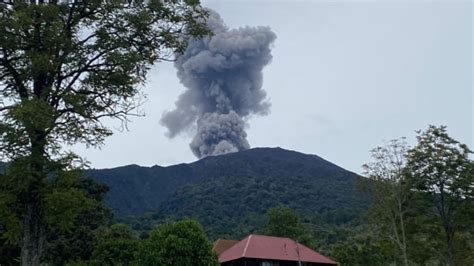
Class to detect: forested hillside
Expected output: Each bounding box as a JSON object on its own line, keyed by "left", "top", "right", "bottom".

{"left": 155, "top": 148, "right": 369, "bottom": 237}
{"left": 86, "top": 147, "right": 370, "bottom": 238}
{"left": 85, "top": 163, "right": 199, "bottom": 216}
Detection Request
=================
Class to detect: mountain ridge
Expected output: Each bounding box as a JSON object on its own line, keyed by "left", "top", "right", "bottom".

{"left": 87, "top": 147, "right": 340, "bottom": 171}
{"left": 85, "top": 147, "right": 367, "bottom": 219}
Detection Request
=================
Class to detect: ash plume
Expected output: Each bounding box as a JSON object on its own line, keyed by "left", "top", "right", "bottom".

{"left": 160, "top": 10, "right": 276, "bottom": 158}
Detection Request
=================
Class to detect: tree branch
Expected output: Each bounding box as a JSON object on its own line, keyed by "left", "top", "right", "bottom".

{"left": 1, "top": 49, "right": 28, "bottom": 99}
{"left": 0, "top": 105, "right": 14, "bottom": 112}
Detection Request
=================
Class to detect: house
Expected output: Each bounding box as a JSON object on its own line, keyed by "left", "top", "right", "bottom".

{"left": 214, "top": 234, "right": 337, "bottom": 266}
{"left": 213, "top": 239, "right": 240, "bottom": 255}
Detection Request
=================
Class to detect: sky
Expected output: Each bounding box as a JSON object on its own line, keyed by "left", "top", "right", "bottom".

{"left": 73, "top": 0, "right": 473, "bottom": 174}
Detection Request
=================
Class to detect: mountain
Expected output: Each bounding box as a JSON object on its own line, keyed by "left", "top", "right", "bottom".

{"left": 85, "top": 163, "right": 199, "bottom": 216}
{"left": 85, "top": 147, "right": 369, "bottom": 229}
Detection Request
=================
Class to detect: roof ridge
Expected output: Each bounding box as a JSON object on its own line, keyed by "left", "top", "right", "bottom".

{"left": 242, "top": 235, "right": 252, "bottom": 257}
{"left": 250, "top": 234, "right": 295, "bottom": 241}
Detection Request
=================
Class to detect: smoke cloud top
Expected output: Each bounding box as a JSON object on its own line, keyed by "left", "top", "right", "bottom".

{"left": 161, "top": 10, "right": 276, "bottom": 158}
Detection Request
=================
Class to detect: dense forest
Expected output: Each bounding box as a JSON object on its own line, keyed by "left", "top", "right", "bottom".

{"left": 86, "top": 147, "right": 368, "bottom": 222}
{"left": 0, "top": 1, "right": 472, "bottom": 265}
{"left": 2, "top": 127, "right": 473, "bottom": 265}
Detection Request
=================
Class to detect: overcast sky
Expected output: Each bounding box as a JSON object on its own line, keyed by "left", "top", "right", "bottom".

{"left": 73, "top": 0, "right": 473, "bottom": 174}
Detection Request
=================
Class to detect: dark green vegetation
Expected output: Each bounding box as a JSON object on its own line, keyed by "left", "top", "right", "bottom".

{"left": 86, "top": 147, "right": 369, "bottom": 239}
{"left": 404, "top": 126, "right": 473, "bottom": 265}
{"left": 85, "top": 147, "right": 372, "bottom": 264}
{"left": 0, "top": 1, "right": 209, "bottom": 265}
{"left": 348, "top": 126, "right": 474, "bottom": 266}
{"left": 0, "top": 173, "right": 113, "bottom": 265}
{"left": 85, "top": 163, "right": 199, "bottom": 217}
{"left": 0, "top": 2, "right": 471, "bottom": 265}
{"left": 137, "top": 219, "right": 218, "bottom": 265}
{"left": 262, "top": 205, "right": 315, "bottom": 247}
{"left": 86, "top": 147, "right": 368, "bottom": 218}
{"left": 89, "top": 219, "right": 218, "bottom": 266}
{"left": 1, "top": 147, "right": 367, "bottom": 265}
{"left": 0, "top": 162, "right": 5, "bottom": 174}
{"left": 1, "top": 125, "right": 472, "bottom": 265}
{"left": 86, "top": 127, "right": 473, "bottom": 266}
{"left": 1, "top": 213, "right": 218, "bottom": 265}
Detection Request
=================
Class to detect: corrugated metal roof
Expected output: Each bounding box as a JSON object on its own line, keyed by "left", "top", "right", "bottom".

{"left": 219, "top": 234, "right": 337, "bottom": 265}
{"left": 213, "top": 239, "right": 239, "bottom": 255}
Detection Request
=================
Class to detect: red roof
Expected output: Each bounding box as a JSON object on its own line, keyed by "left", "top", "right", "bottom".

{"left": 219, "top": 234, "right": 337, "bottom": 265}
{"left": 213, "top": 239, "right": 239, "bottom": 255}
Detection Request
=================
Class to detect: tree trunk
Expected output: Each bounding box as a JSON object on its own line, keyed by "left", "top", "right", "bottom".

{"left": 438, "top": 190, "right": 455, "bottom": 266}
{"left": 398, "top": 198, "right": 408, "bottom": 266}
{"left": 21, "top": 200, "right": 45, "bottom": 266}
{"left": 445, "top": 227, "right": 455, "bottom": 266}
{"left": 21, "top": 132, "right": 47, "bottom": 266}
{"left": 399, "top": 214, "right": 409, "bottom": 266}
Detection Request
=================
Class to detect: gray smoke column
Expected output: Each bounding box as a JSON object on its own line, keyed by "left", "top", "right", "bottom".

{"left": 160, "top": 10, "right": 276, "bottom": 158}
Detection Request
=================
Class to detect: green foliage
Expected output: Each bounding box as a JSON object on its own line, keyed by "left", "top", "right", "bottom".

{"left": 83, "top": 141, "right": 472, "bottom": 265}
{"left": 84, "top": 219, "right": 218, "bottom": 265}
{"left": 107, "top": 148, "right": 368, "bottom": 240}
{"left": 138, "top": 219, "right": 218, "bottom": 266}
{"left": 331, "top": 237, "right": 396, "bottom": 266}
{"left": 361, "top": 138, "right": 412, "bottom": 265}
{"left": 85, "top": 164, "right": 200, "bottom": 216}
{"left": 262, "top": 205, "right": 313, "bottom": 246}
{"left": 101, "top": 224, "right": 136, "bottom": 241}
{"left": 86, "top": 223, "right": 138, "bottom": 266}
{"left": 0, "top": 1, "right": 210, "bottom": 158}
{"left": 91, "top": 240, "right": 140, "bottom": 266}
{"left": 405, "top": 125, "right": 473, "bottom": 265}
{"left": 0, "top": 160, "right": 113, "bottom": 264}
{"left": 152, "top": 171, "right": 365, "bottom": 240}
{"left": 344, "top": 126, "right": 474, "bottom": 265}
{"left": 0, "top": 158, "right": 93, "bottom": 243}
{"left": 406, "top": 125, "right": 473, "bottom": 200}
{"left": 0, "top": 1, "right": 209, "bottom": 264}
{"left": 42, "top": 176, "right": 112, "bottom": 265}
{"left": 87, "top": 148, "right": 368, "bottom": 218}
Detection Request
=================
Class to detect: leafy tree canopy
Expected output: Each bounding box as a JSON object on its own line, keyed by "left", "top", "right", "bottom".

{"left": 262, "top": 205, "right": 314, "bottom": 247}
{"left": 0, "top": 0, "right": 209, "bottom": 158}
{"left": 361, "top": 138, "right": 411, "bottom": 266}
{"left": 405, "top": 125, "right": 473, "bottom": 265}
{"left": 0, "top": 1, "right": 209, "bottom": 265}
{"left": 138, "top": 218, "right": 218, "bottom": 266}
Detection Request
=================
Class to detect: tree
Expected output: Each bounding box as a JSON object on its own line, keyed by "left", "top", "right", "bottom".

{"left": 361, "top": 138, "right": 411, "bottom": 265}
{"left": 263, "top": 205, "right": 313, "bottom": 246}
{"left": 331, "top": 233, "right": 396, "bottom": 266}
{"left": 91, "top": 239, "right": 141, "bottom": 266}
{"left": 99, "top": 223, "right": 136, "bottom": 240}
{"left": 0, "top": 1, "right": 209, "bottom": 265}
{"left": 42, "top": 177, "right": 112, "bottom": 264}
{"left": 405, "top": 125, "right": 473, "bottom": 265}
{"left": 90, "top": 223, "right": 140, "bottom": 266}
{"left": 1, "top": 162, "right": 113, "bottom": 264}
{"left": 138, "top": 218, "right": 218, "bottom": 266}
